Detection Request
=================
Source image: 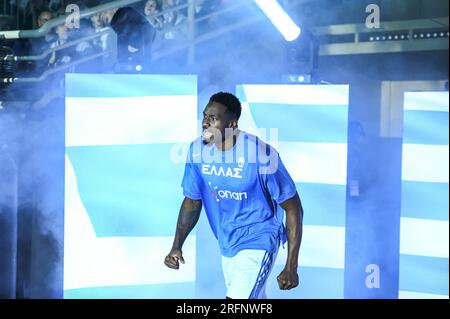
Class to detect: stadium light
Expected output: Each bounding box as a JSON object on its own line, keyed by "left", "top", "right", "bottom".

{"left": 254, "top": 0, "right": 301, "bottom": 42}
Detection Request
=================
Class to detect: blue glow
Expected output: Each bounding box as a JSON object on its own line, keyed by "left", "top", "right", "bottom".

{"left": 254, "top": 0, "right": 301, "bottom": 41}
{"left": 400, "top": 91, "right": 449, "bottom": 298}
{"left": 64, "top": 74, "right": 198, "bottom": 298}
{"left": 399, "top": 254, "right": 449, "bottom": 296}
{"left": 235, "top": 84, "right": 349, "bottom": 298}
{"left": 64, "top": 79, "right": 352, "bottom": 298}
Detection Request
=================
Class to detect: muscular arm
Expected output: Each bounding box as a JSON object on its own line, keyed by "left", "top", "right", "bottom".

{"left": 164, "top": 197, "right": 202, "bottom": 269}
{"left": 277, "top": 192, "right": 304, "bottom": 289}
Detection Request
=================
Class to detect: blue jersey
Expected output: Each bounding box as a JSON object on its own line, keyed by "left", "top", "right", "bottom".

{"left": 181, "top": 131, "right": 297, "bottom": 257}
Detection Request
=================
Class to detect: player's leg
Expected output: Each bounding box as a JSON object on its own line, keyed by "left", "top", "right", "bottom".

{"left": 222, "top": 248, "right": 278, "bottom": 299}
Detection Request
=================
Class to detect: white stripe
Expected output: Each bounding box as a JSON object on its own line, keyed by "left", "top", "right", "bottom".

{"left": 402, "top": 144, "right": 449, "bottom": 183}
{"left": 64, "top": 155, "right": 195, "bottom": 290}
{"left": 275, "top": 225, "right": 345, "bottom": 269}
{"left": 398, "top": 290, "right": 449, "bottom": 299}
{"left": 241, "top": 85, "right": 349, "bottom": 105}
{"left": 279, "top": 142, "right": 347, "bottom": 185}
{"left": 65, "top": 96, "right": 197, "bottom": 146}
{"left": 404, "top": 92, "right": 449, "bottom": 112}
{"left": 400, "top": 217, "right": 449, "bottom": 258}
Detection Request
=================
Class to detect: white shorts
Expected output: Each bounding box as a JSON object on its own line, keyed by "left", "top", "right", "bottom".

{"left": 221, "top": 248, "right": 278, "bottom": 299}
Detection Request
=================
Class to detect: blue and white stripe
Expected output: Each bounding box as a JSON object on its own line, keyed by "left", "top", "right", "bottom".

{"left": 64, "top": 74, "right": 198, "bottom": 298}
{"left": 399, "top": 91, "right": 449, "bottom": 299}
{"left": 236, "top": 84, "right": 349, "bottom": 299}
{"left": 249, "top": 251, "right": 275, "bottom": 299}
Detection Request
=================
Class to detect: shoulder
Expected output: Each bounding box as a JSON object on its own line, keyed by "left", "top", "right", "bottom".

{"left": 243, "top": 131, "right": 279, "bottom": 156}
{"left": 186, "top": 137, "right": 203, "bottom": 161}
{"left": 188, "top": 137, "right": 202, "bottom": 151}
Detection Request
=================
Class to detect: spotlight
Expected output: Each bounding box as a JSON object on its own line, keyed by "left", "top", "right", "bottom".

{"left": 254, "top": 0, "right": 301, "bottom": 41}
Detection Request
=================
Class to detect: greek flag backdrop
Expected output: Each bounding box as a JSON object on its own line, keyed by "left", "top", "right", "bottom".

{"left": 236, "top": 84, "right": 349, "bottom": 298}
{"left": 64, "top": 74, "right": 198, "bottom": 298}
{"left": 399, "top": 91, "right": 449, "bottom": 299}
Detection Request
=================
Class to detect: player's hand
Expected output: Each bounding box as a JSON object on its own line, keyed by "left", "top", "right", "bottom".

{"left": 164, "top": 248, "right": 185, "bottom": 270}
{"left": 277, "top": 267, "right": 299, "bottom": 290}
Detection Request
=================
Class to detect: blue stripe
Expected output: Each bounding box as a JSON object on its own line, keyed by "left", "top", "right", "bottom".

{"left": 66, "top": 74, "right": 197, "bottom": 97}
{"left": 248, "top": 103, "right": 348, "bottom": 143}
{"left": 249, "top": 251, "right": 275, "bottom": 299}
{"left": 401, "top": 181, "right": 449, "bottom": 221}
{"left": 298, "top": 183, "right": 346, "bottom": 227}
{"left": 66, "top": 144, "right": 186, "bottom": 237}
{"left": 249, "top": 252, "right": 269, "bottom": 299}
{"left": 64, "top": 282, "right": 195, "bottom": 298}
{"left": 399, "top": 254, "right": 449, "bottom": 296}
{"left": 266, "top": 266, "right": 344, "bottom": 299}
{"left": 403, "top": 110, "right": 449, "bottom": 145}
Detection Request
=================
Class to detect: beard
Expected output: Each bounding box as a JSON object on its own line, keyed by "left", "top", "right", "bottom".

{"left": 202, "top": 130, "right": 214, "bottom": 145}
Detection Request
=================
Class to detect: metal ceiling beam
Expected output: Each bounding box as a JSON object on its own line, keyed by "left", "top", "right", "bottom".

{"left": 312, "top": 17, "right": 449, "bottom": 56}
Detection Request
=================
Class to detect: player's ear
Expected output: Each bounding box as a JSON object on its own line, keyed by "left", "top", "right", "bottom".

{"left": 229, "top": 120, "right": 238, "bottom": 129}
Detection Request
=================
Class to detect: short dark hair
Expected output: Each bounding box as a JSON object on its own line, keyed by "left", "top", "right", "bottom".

{"left": 209, "top": 92, "right": 242, "bottom": 120}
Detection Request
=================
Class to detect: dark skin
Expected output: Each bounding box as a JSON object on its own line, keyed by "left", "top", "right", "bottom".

{"left": 164, "top": 102, "right": 304, "bottom": 291}
{"left": 201, "top": 101, "right": 239, "bottom": 150}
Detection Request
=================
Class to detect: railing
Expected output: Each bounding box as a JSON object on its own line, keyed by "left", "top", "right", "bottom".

{"left": 0, "top": 0, "right": 143, "bottom": 39}
{"left": 0, "top": 0, "right": 261, "bottom": 85}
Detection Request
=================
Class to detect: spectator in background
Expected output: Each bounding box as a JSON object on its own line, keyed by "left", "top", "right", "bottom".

{"left": 101, "top": 8, "right": 118, "bottom": 26}
{"left": 161, "top": 0, "right": 188, "bottom": 41}
{"left": 144, "top": 0, "right": 164, "bottom": 31}
{"left": 71, "top": 18, "right": 102, "bottom": 72}
{"left": 143, "top": 0, "right": 164, "bottom": 51}
{"left": 37, "top": 10, "right": 53, "bottom": 28}
{"left": 90, "top": 12, "right": 104, "bottom": 32}
{"left": 89, "top": 9, "right": 118, "bottom": 71}
{"left": 161, "top": 0, "right": 177, "bottom": 28}
{"left": 49, "top": 23, "right": 72, "bottom": 67}
{"left": 29, "top": 10, "right": 58, "bottom": 74}
{"left": 90, "top": 12, "right": 109, "bottom": 51}
{"left": 110, "top": 5, "right": 156, "bottom": 69}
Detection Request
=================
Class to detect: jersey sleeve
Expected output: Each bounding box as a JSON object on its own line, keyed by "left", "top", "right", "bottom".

{"left": 261, "top": 152, "right": 297, "bottom": 204}
{"left": 181, "top": 145, "right": 202, "bottom": 200}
